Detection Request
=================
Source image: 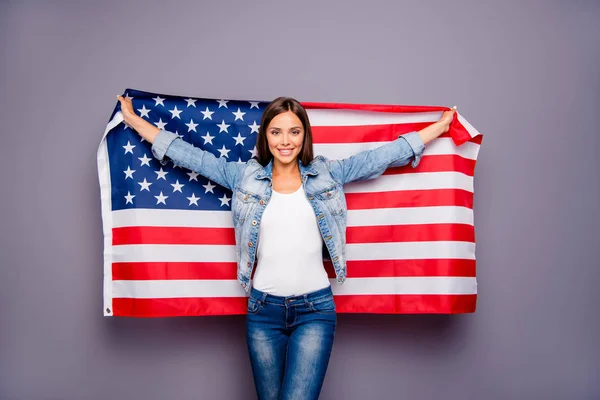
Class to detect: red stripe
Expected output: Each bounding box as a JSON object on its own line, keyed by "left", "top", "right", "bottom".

{"left": 383, "top": 154, "right": 476, "bottom": 176}
{"left": 113, "top": 262, "right": 238, "bottom": 280}
{"left": 302, "top": 102, "right": 451, "bottom": 114}
{"left": 346, "top": 223, "right": 475, "bottom": 243}
{"left": 346, "top": 188, "right": 473, "bottom": 209}
{"left": 113, "top": 226, "right": 235, "bottom": 245}
{"left": 323, "top": 259, "right": 476, "bottom": 278}
{"left": 111, "top": 294, "right": 476, "bottom": 317}
{"left": 312, "top": 122, "right": 435, "bottom": 143}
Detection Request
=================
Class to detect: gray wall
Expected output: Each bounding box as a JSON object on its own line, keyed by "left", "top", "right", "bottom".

{"left": 1, "top": 1, "right": 598, "bottom": 399}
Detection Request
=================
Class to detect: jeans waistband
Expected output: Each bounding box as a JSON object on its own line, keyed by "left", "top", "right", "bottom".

{"left": 250, "top": 285, "right": 333, "bottom": 306}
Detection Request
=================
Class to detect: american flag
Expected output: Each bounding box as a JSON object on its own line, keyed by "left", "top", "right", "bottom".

{"left": 97, "top": 88, "right": 483, "bottom": 317}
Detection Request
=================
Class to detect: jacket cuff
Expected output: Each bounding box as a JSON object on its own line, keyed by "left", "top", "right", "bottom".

{"left": 398, "top": 131, "right": 425, "bottom": 167}
{"left": 151, "top": 129, "right": 180, "bottom": 166}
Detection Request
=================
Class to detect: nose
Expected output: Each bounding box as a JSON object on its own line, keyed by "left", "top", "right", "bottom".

{"left": 282, "top": 132, "right": 290, "bottom": 145}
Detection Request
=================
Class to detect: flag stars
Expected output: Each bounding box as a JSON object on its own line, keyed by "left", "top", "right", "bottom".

{"left": 123, "top": 141, "right": 136, "bottom": 154}
{"left": 186, "top": 119, "right": 199, "bottom": 132}
{"left": 185, "top": 98, "right": 197, "bottom": 107}
{"left": 124, "top": 191, "right": 135, "bottom": 204}
{"left": 123, "top": 166, "right": 135, "bottom": 179}
{"left": 201, "top": 107, "right": 214, "bottom": 120}
{"left": 233, "top": 132, "right": 246, "bottom": 146}
{"left": 201, "top": 132, "right": 215, "bottom": 145}
{"left": 217, "top": 120, "right": 230, "bottom": 133}
{"left": 138, "top": 153, "right": 152, "bottom": 167}
{"left": 219, "top": 194, "right": 231, "bottom": 207}
{"left": 138, "top": 105, "right": 151, "bottom": 118}
{"left": 217, "top": 99, "right": 228, "bottom": 108}
{"left": 232, "top": 108, "right": 246, "bottom": 121}
{"left": 187, "top": 193, "right": 200, "bottom": 206}
{"left": 155, "top": 167, "right": 169, "bottom": 180}
{"left": 154, "top": 118, "right": 167, "bottom": 130}
{"left": 153, "top": 96, "right": 165, "bottom": 106}
{"left": 248, "top": 121, "right": 260, "bottom": 134}
{"left": 248, "top": 145, "right": 258, "bottom": 158}
{"left": 218, "top": 145, "right": 231, "bottom": 158}
{"left": 203, "top": 181, "right": 216, "bottom": 193}
{"left": 154, "top": 191, "right": 168, "bottom": 205}
{"left": 171, "top": 180, "right": 185, "bottom": 193}
{"left": 138, "top": 178, "right": 152, "bottom": 191}
{"left": 249, "top": 101, "right": 260, "bottom": 109}
{"left": 169, "top": 106, "right": 183, "bottom": 119}
{"left": 187, "top": 171, "right": 199, "bottom": 181}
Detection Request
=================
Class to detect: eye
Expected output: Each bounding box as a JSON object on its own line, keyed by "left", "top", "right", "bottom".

{"left": 292, "top": 130, "right": 301, "bottom": 135}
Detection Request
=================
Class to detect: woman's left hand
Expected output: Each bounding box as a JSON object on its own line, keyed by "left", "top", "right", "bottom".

{"left": 438, "top": 107, "right": 456, "bottom": 133}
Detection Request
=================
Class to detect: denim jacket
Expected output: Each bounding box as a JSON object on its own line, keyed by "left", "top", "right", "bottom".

{"left": 151, "top": 129, "right": 425, "bottom": 292}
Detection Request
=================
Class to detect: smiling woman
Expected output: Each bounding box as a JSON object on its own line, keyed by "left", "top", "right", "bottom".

{"left": 116, "top": 94, "right": 454, "bottom": 400}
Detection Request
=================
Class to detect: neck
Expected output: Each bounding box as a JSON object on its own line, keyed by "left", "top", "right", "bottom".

{"left": 272, "top": 158, "right": 300, "bottom": 177}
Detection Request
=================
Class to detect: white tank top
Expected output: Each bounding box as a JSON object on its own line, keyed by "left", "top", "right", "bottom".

{"left": 252, "top": 185, "right": 331, "bottom": 296}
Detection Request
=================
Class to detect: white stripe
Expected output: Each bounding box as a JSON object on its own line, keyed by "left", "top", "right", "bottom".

{"left": 112, "top": 240, "right": 475, "bottom": 263}
{"left": 112, "top": 208, "right": 233, "bottom": 228}
{"left": 111, "top": 276, "right": 477, "bottom": 298}
{"left": 457, "top": 113, "right": 481, "bottom": 139}
{"left": 347, "top": 241, "right": 476, "bottom": 260}
{"left": 111, "top": 206, "right": 474, "bottom": 230}
{"left": 314, "top": 137, "right": 480, "bottom": 160}
{"left": 307, "top": 109, "right": 442, "bottom": 126}
{"left": 348, "top": 206, "right": 474, "bottom": 226}
{"left": 344, "top": 171, "right": 473, "bottom": 193}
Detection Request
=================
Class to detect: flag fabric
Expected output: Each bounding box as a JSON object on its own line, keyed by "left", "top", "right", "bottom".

{"left": 97, "top": 88, "right": 483, "bottom": 317}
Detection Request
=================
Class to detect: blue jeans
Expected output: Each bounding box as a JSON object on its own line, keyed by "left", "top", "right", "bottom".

{"left": 246, "top": 285, "right": 337, "bottom": 400}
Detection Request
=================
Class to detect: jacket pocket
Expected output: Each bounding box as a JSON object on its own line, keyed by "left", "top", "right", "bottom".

{"left": 247, "top": 297, "right": 263, "bottom": 314}
{"left": 314, "top": 185, "right": 345, "bottom": 217}
{"left": 233, "top": 188, "right": 260, "bottom": 223}
{"left": 308, "top": 296, "right": 337, "bottom": 314}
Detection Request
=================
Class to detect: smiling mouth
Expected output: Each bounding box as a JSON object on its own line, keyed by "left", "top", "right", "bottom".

{"left": 278, "top": 149, "right": 294, "bottom": 155}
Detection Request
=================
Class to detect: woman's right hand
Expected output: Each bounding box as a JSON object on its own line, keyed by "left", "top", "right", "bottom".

{"left": 115, "top": 94, "right": 160, "bottom": 143}
{"left": 117, "top": 95, "right": 136, "bottom": 125}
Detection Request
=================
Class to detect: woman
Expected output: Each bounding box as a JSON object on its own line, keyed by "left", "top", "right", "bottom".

{"left": 117, "top": 95, "right": 455, "bottom": 400}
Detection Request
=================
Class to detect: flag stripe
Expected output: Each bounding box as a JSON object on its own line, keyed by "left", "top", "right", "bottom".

{"left": 346, "top": 189, "right": 473, "bottom": 210}
{"left": 344, "top": 171, "right": 473, "bottom": 193}
{"left": 382, "top": 154, "right": 476, "bottom": 177}
{"left": 347, "top": 223, "right": 474, "bottom": 243}
{"left": 112, "top": 276, "right": 477, "bottom": 299}
{"left": 111, "top": 294, "right": 477, "bottom": 317}
{"left": 112, "top": 258, "right": 476, "bottom": 281}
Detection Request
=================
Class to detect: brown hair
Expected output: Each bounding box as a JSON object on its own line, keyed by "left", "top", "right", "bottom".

{"left": 256, "top": 96, "right": 314, "bottom": 167}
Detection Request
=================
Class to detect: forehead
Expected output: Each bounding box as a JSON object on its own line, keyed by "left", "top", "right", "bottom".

{"left": 268, "top": 111, "right": 303, "bottom": 128}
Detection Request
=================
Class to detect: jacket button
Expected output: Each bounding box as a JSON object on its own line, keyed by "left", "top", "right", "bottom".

{"left": 269, "top": 182, "right": 272, "bottom": 187}
{"left": 247, "top": 262, "right": 251, "bottom": 267}
{"left": 333, "top": 256, "right": 339, "bottom": 261}
{"left": 259, "top": 200, "right": 265, "bottom": 205}
{"left": 252, "top": 220, "right": 257, "bottom": 226}
{"left": 242, "top": 283, "right": 246, "bottom": 288}
{"left": 248, "top": 242, "right": 253, "bottom": 247}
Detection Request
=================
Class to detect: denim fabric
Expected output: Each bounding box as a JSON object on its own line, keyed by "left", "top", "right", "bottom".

{"left": 246, "top": 285, "right": 337, "bottom": 400}
{"left": 152, "top": 129, "right": 425, "bottom": 292}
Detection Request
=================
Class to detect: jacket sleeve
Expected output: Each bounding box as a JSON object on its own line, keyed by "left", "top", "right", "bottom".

{"left": 151, "top": 129, "right": 245, "bottom": 191}
{"left": 326, "top": 131, "right": 425, "bottom": 185}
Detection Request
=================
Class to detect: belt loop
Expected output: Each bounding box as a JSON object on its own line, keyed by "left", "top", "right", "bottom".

{"left": 261, "top": 292, "right": 268, "bottom": 303}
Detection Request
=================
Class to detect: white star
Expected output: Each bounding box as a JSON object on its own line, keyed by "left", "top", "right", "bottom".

{"left": 176, "top": 131, "right": 184, "bottom": 139}
{"left": 154, "top": 118, "right": 167, "bottom": 130}
{"left": 153, "top": 96, "right": 165, "bottom": 106}
{"left": 171, "top": 180, "right": 185, "bottom": 193}
{"left": 124, "top": 191, "right": 135, "bottom": 204}
{"left": 187, "top": 193, "right": 200, "bottom": 206}
{"left": 249, "top": 101, "right": 260, "bottom": 109}
{"left": 123, "top": 166, "right": 135, "bottom": 179}
{"left": 123, "top": 141, "right": 135, "bottom": 154}
{"left": 217, "top": 120, "right": 230, "bottom": 133}
{"left": 248, "top": 145, "right": 258, "bottom": 158}
{"left": 155, "top": 167, "right": 168, "bottom": 180}
{"left": 125, "top": 93, "right": 134, "bottom": 100}
{"left": 248, "top": 121, "right": 260, "bottom": 134}
{"left": 138, "top": 153, "right": 152, "bottom": 166}
{"left": 203, "top": 181, "right": 216, "bottom": 193}
{"left": 201, "top": 107, "right": 214, "bottom": 120}
{"left": 237, "top": 157, "right": 245, "bottom": 164}
{"left": 186, "top": 119, "right": 199, "bottom": 132}
{"left": 232, "top": 108, "right": 246, "bottom": 121}
{"left": 137, "top": 105, "right": 151, "bottom": 118}
{"left": 185, "top": 98, "right": 197, "bottom": 107}
{"left": 201, "top": 132, "right": 215, "bottom": 145}
{"left": 154, "top": 191, "right": 168, "bottom": 205}
{"left": 219, "top": 194, "right": 231, "bottom": 207}
{"left": 169, "top": 106, "right": 182, "bottom": 119}
{"left": 233, "top": 132, "right": 246, "bottom": 146}
{"left": 138, "top": 178, "right": 152, "bottom": 191}
{"left": 187, "top": 171, "right": 199, "bottom": 181}
{"left": 218, "top": 145, "right": 231, "bottom": 158}
{"left": 217, "top": 99, "right": 228, "bottom": 108}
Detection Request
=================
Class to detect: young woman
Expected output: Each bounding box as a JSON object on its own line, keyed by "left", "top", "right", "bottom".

{"left": 117, "top": 95, "right": 455, "bottom": 400}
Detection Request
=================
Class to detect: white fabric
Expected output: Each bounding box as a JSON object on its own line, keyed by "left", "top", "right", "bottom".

{"left": 252, "top": 185, "right": 331, "bottom": 296}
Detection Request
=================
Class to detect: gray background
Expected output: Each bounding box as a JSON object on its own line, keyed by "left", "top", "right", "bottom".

{"left": 1, "top": 0, "right": 598, "bottom": 399}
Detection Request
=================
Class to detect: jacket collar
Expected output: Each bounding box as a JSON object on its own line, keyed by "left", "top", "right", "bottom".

{"left": 256, "top": 158, "right": 318, "bottom": 180}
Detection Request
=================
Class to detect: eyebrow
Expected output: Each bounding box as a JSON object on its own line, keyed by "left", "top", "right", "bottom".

{"left": 270, "top": 126, "right": 303, "bottom": 130}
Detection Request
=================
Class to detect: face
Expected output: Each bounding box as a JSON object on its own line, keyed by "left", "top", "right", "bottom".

{"left": 266, "top": 111, "right": 305, "bottom": 167}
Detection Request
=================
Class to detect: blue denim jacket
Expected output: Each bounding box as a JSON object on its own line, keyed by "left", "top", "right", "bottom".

{"left": 151, "top": 129, "right": 425, "bottom": 292}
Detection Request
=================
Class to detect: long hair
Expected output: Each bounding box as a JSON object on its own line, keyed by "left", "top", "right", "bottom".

{"left": 256, "top": 97, "right": 314, "bottom": 167}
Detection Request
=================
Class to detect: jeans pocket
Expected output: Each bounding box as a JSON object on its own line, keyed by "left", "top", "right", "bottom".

{"left": 308, "top": 297, "right": 336, "bottom": 314}
{"left": 247, "top": 297, "right": 263, "bottom": 314}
